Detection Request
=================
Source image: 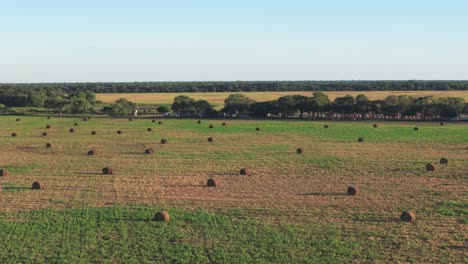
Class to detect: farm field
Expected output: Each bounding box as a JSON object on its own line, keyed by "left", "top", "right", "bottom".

{"left": 0, "top": 116, "right": 467, "bottom": 263}
{"left": 96, "top": 90, "right": 468, "bottom": 108}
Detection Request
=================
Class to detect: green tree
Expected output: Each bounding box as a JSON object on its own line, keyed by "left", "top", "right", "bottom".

{"left": 223, "top": 94, "right": 255, "bottom": 116}
{"left": 171, "top": 95, "right": 196, "bottom": 115}
{"left": 45, "top": 97, "right": 71, "bottom": 115}
{"left": 157, "top": 105, "right": 170, "bottom": 114}
{"left": 110, "top": 98, "right": 137, "bottom": 116}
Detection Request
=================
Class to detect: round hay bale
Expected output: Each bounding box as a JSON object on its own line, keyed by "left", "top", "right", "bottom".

{"left": 145, "top": 148, "right": 154, "bottom": 154}
{"left": 160, "top": 139, "right": 168, "bottom": 144}
{"left": 42, "top": 132, "right": 48, "bottom": 137}
{"left": 32, "top": 181, "right": 45, "bottom": 190}
{"left": 347, "top": 186, "right": 359, "bottom": 196}
{"left": 88, "top": 149, "right": 95, "bottom": 155}
{"left": 158, "top": 121, "right": 163, "bottom": 124}
{"left": 154, "top": 211, "right": 170, "bottom": 222}
{"left": 69, "top": 128, "right": 74, "bottom": 133}
{"left": 91, "top": 131, "right": 96, "bottom": 135}
{"left": 11, "top": 133, "right": 17, "bottom": 137}
{"left": 117, "top": 130, "right": 123, "bottom": 134}
{"left": 83, "top": 118, "right": 87, "bottom": 121}
{"left": 128, "top": 118, "right": 133, "bottom": 121}
{"left": 47, "top": 116, "right": 51, "bottom": 119}
{"left": 222, "top": 122, "right": 226, "bottom": 126}
{"left": 208, "top": 137, "right": 214, "bottom": 142}
{"left": 152, "top": 119, "right": 156, "bottom": 123}
{"left": 324, "top": 124, "right": 329, "bottom": 128}
{"left": 147, "top": 128, "right": 152, "bottom": 132}
{"left": 296, "top": 148, "right": 303, "bottom": 154}
{"left": 440, "top": 122, "right": 445, "bottom": 126}
{"left": 0, "top": 169, "right": 9, "bottom": 177}
{"left": 414, "top": 127, "right": 419, "bottom": 131}
{"left": 197, "top": 120, "right": 201, "bottom": 124}
{"left": 207, "top": 178, "right": 219, "bottom": 187}
{"left": 400, "top": 210, "right": 416, "bottom": 223}
{"left": 45, "top": 143, "right": 53, "bottom": 148}
{"left": 16, "top": 118, "right": 21, "bottom": 122}
{"left": 440, "top": 158, "right": 448, "bottom": 165}
{"left": 46, "top": 125, "right": 51, "bottom": 129}
{"left": 102, "top": 167, "right": 113, "bottom": 175}
{"left": 426, "top": 163, "right": 435, "bottom": 171}
{"left": 209, "top": 125, "right": 214, "bottom": 128}
{"left": 256, "top": 127, "right": 260, "bottom": 131}
{"left": 74, "top": 122, "right": 78, "bottom": 126}
{"left": 373, "top": 124, "right": 378, "bottom": 128}
{"left": 240, "top": 168, "right": 251, "bottom": 176}
{"left": 358, "top": 137, "right": 364, "bottom": 142}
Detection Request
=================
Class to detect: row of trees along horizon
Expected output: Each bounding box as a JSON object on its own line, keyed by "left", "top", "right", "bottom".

{"left": 0, "top": 87, "right": 466, "bottom": 119}
{"left": 1, "top": 80, "right": 468, "bottom": 93}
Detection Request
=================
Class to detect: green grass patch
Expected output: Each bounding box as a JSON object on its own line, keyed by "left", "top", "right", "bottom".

{"left": 435, "top": 201, "right": 468, "bottom": 217}
{"left": 0, "top": 206, "right": 377, "bottom": 263}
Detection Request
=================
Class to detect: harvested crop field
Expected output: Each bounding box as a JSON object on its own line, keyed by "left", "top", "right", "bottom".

{"left": 0, "top": 116, "right": 467, "bottom": 263}
{"left": 96, "top": 90, "right": 468, "bottom": 108}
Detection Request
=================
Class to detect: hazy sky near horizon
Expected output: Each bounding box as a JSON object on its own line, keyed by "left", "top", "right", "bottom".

{"left": 1, "top": 0, "right": 467, "bottom": 82}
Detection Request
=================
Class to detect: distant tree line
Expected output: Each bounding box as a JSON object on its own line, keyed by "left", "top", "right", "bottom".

{"left": 172, "top": 93, "right": 468, "bottom": 120}
{"left": 1, "top": 80, "right": 468, "bottom": 94}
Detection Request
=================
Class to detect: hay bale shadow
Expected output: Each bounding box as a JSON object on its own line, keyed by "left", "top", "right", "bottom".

{"left": 208, "top": 173, "right": 239, "bottom": 177}
{"left": 73, "top": 172, "right": 105, "bottom": 175}
{"left": 165, "top": 184, "right": 205, "bottom": 188}
{"left": 299, "top": 192, "right": 347, "bottom": 196}
{"left": 353, "top": 217, "right": 400, "bottom": 223}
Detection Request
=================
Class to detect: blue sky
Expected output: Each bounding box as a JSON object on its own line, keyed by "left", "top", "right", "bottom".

{"left": 0, "top": 0, "right": 467, "bottom": 82}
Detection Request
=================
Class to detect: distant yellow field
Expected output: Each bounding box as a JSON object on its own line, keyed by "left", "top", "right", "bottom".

{"left": 97, "top": 90, "right": 468, "bottom": 108}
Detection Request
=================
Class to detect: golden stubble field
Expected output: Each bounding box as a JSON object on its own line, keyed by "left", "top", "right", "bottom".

{"left": 0, "top": 116, "right": 467, "bottom": 261}
{"left": 96, "top": 90, "right": 468, "bottom": 108}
